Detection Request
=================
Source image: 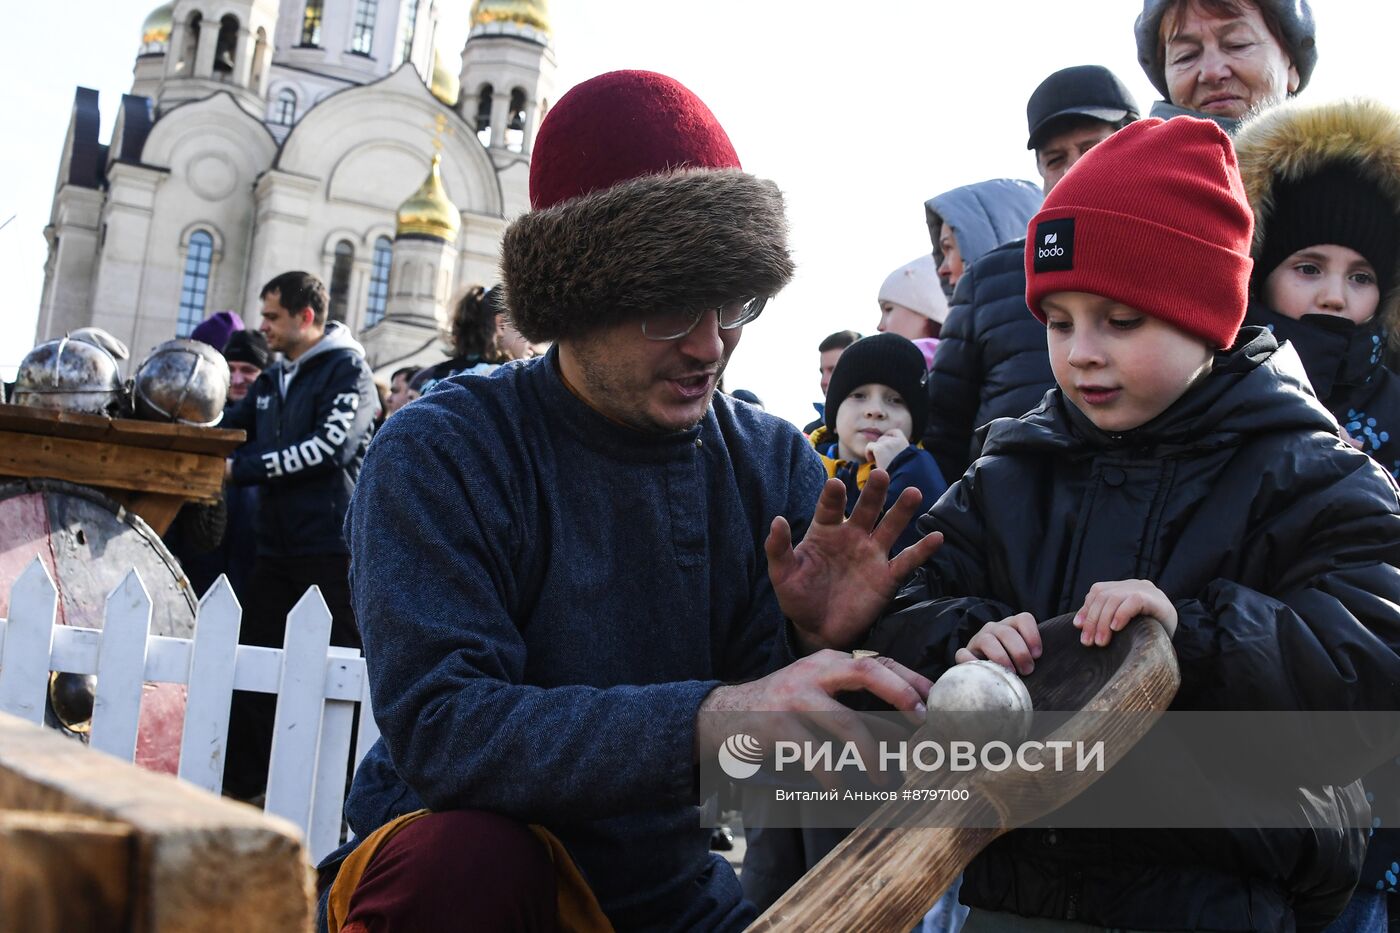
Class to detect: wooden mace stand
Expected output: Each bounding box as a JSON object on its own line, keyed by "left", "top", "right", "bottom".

{"left": 0, "top": 404, "right": 245, "bottom": 536}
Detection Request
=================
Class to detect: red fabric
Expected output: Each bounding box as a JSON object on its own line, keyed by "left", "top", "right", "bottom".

{"left": 529, "top": 70, "right": 741, "bottom": 210}
{"left": 1024, "top": 117, "right": 1255, "bottom": 349}
{"left": 341, "top": 810, "right": 558, "bottom": 932}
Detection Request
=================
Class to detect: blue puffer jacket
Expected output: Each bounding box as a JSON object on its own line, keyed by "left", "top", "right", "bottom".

{"left": 221, "top": 323, "right": 376, "bottom": 557}
{"left": 920, "top": 238, "right": 1056, "bottom": 480}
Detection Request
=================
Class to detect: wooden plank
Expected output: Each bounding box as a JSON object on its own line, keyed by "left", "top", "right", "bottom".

{"left": 264, "top": 587, "right": 332, "bottom": 832}
{"left": 0, "top": 560, "right": 58, "bottom": 725}
{"left": 309, "top": 646, "right": 361, "bottom": 861}
{"left": 0, "top": 711, "right": 312, "bottom": 932}
{"left": 0, "top": 809, "right": 133, "bottom": 933}
{"left": 0, "top": 404, "right": 244, "bottom": 456}
{"left": 4, "top": 625, "right": 366, "bottom": 702}
{"left": 354, "top": 670, "right": 380, "bottom": 771}
{"left": 90, "top": 572, "right": 152, "bottom": 762}
{"left": 179, "top": 577, "right": 242, "bottom": 794}
{"left": 309, "top": 696, "right": 354, "bottom": 862}
{"left": 0, "top": 431, "right": 225, "bottom": 501}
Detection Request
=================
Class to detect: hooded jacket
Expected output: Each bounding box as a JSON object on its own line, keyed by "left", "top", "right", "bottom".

{"left": 866, "top": 329, "right": 1400, "bottom": 931}
{"left": 920, "top": 239, "right": 1056, "bottom": 480}
{"left": 1237, "top": 95, "right": 1400, "bottom": 899}
{"left": 924, "top": 179, "right": 1043, "bottom": 296}
{"left": 222, "top": 322, "right": 377, "bottom": 557}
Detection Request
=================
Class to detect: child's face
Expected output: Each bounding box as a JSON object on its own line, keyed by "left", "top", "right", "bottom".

{"left": 1044, "top": 292, "right": 1214, "bottom": 434}
{"left": 1262, "top": 244, "right": 1380, "bottom": 326}
{"left": 835, "top": 382, "right": 913, "bottom": 462}
{"left": 877, "top": 301, "right": 936, "bottom": 341}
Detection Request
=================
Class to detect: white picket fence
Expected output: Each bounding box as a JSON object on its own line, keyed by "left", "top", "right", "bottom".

{"left": 0, "top": 557, "right": 378, "bottom": 861}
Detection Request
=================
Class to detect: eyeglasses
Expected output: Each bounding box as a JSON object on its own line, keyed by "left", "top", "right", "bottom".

{"left": 641, "top": 297, "right": 768, "bottom": 341}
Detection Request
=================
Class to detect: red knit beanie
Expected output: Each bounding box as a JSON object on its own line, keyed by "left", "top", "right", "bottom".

{"left": 529, "top": 70, "right": 741, "bottom": 210}
{"left": 1024, "top": 117, "right": 1254, "bottom": 349}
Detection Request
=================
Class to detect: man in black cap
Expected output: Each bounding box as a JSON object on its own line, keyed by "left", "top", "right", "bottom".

{"left": 921, "top": 65, "right": 1139, "bottom": 481}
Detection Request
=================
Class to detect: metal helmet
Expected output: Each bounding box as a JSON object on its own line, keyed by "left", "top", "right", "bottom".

{"left": 12, "top": 337, "right": 125, "bottom": 416}
{"left": 133, "top": 338, "right": 230, "bottom": 426}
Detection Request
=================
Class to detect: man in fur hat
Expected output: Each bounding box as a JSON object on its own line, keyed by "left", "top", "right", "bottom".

{"left": 316, "top": 70, "right": 941, "bottom": 931}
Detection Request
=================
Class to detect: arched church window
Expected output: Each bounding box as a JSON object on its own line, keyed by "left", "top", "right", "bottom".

{"left": 351, "top": 0, "right": 377, "bottom": 56}
{"left": 300, "top": 0, "right": 323, "bottom": 47}
{"left": 475, "top": 84, "right": 493, "bottom": 144}
{"left": 506, "top": 87, "right": 527, "bottom": 151}
{"left": 273, "top": 89, "right": 297, "bottom": 126}
{"left": 177, "top": 231, "right": 214, "bottom": 338}
{"left": 214, "top": 15, "right": 238, "bottom": 76}
{"left": 399, "top": 0, "right": 420, "bottom": 64}
{"left": 178, "top": 12, "right": 201, "bottom": 74}
{"left": 329, "top": 240, "right": 354, "bottom": 323}
{"left": 366, "top": 237, "right": 392, "bottom": 327}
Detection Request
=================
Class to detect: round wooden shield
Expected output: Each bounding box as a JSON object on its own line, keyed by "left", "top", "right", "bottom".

{"left": 0, "top": 478, "right": 195, "bottom": 773}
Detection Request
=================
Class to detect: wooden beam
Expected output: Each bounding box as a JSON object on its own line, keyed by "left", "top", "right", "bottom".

{"left": 0, "top": 712, "right": 312, "bottom": 932}
{"left": 0, "top": 810, "right": 133, "bottom": 933}
{"left": 0, "top": 432, "right": 225, "bottom": 503}
{"left": 0, "top": 404, "right": 244, "bottom": 456}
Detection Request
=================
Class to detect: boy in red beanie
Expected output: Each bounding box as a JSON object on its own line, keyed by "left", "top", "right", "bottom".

{"left": 850, "top": 117, "right": 1400, "bottom": 931}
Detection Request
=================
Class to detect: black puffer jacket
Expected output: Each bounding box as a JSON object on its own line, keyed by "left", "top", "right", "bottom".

{"left": 921, "top": 239, "right": 1056, "bottom": 480}
{"left": 869, "top": 329, "right": 1400, "bottom": 931}
{"left": 222, "top": 324, "right": 376, "bottom": 558}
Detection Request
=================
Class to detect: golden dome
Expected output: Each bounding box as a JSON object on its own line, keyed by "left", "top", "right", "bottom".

{"left": 141, "top": 2, "right": 174, "bottom": 51}
{"left": 430, "top": 49, "right": 460, "bottom": 107}
{"left": 396, "top": 154, "right": 461, "bottom": 242}
{"left": 469, "top": 0, "right": 550, "bottom": 35}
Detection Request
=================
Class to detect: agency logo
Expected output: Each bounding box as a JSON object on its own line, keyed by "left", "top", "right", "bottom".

{"left": 1034, "top": 218, "right": 1075, "bottom": 272}
{"left": 718, "top": 733, "right": 764, "bottom": 780}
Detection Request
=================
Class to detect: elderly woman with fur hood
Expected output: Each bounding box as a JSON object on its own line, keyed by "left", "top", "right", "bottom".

{"left": 1237, "top": 98, "right": 1400, "bottom": 482}
{"left": 1237, "top": 96, "right": 1400, "bottom": 931}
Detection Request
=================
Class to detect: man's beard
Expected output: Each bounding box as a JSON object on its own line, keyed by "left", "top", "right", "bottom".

{"left": 573, "top": 346, "right": 728, "bottom": 435}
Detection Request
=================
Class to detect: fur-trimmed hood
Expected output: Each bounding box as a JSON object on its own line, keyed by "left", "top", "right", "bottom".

{"left": 1234, "top": 97, "right": 1400, "bottom": 336}
{"left": 500, "top": 169, "right": 794, "bottom": 343}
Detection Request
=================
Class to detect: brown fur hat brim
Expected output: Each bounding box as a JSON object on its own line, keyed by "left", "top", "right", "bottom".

{"left": 500, "top": 169, "right": 794, "bottom": 343}
{"left": 1234, "top": 97, "right": 1400, "bottom": 338}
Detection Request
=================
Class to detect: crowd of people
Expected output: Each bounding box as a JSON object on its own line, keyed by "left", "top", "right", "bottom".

{"left": 157, "top": 1, "right": 1400, "bottom": 931}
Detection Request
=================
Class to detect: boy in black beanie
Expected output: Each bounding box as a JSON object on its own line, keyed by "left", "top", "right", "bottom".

{"left": 808, "top": 333, "right": 946, "bottom": 555}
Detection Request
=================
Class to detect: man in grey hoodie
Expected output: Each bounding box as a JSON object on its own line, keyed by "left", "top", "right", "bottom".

{"left": 220, "top": 270, "right": 378, "bottom": 799}
{"left": 920, "top": 67, "right": 1139, "bottom": 482}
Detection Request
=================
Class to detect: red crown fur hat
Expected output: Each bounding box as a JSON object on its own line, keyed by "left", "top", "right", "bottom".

{"left": 1024, "top": 116, "right": 1254, "bottom": 350}
{"left": 501, "top": 70, "right": 795, "bottom": 343}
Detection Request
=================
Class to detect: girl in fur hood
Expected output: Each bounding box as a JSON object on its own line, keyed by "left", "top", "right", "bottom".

{"left": 1237, "top": 98, "right": 1400, "bottom": 481}
{"left": 1235, "top": 96, "right": 1400, "bottom": 933}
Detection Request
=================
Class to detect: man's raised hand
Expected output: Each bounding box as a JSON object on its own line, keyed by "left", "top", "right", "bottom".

{"left": 766, "top": 470, "right": 942, "bottom": 652}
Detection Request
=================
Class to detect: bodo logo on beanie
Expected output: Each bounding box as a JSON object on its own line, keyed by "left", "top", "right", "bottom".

{"left": 1024, "top": 117, "right": 1255, "bottom": 350}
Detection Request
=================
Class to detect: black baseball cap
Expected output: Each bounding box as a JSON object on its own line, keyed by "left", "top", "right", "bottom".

{"left": 1026, "top": 65, "right": 1139, "bottom": 151}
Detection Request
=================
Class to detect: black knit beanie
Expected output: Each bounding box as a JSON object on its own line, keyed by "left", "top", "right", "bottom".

{"left": 223, "top": 330, "right": 270, "bottom": 370}
{"left": 824, "top": 333, "right": 930, "bottom": 441}
{"left": 1256, "top": 165, "right": 1398, "bottom": 296}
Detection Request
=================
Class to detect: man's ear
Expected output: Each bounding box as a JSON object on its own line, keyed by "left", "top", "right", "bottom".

{"left": 297, "top": 306, "right": 316, "bottom": 328}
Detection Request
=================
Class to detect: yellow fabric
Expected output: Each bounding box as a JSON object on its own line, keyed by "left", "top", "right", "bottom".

{"left": 326, "top": 809, "right": 614, "bottom": 933}
{"left": 810, "top": 426, "right": 875, "bottom": 490}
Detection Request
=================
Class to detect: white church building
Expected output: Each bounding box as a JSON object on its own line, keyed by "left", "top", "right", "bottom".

{"left": 35, "top": 0, "right": 555, "bottom": 375}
